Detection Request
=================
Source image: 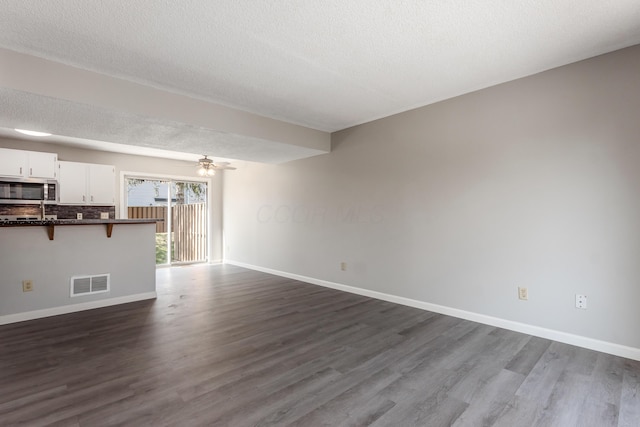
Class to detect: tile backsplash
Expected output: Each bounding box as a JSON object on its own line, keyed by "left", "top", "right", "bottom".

{"left": 0, "top": 204, "right": 116, "bottom": 219}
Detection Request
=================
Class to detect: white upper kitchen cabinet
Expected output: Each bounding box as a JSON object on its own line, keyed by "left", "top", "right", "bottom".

{"left": 0, "top": 148, "right": 26, "bottom": 177}
{"left": 28, "top": 151, "right": 58, "bottom": 179}
{"left": 0, "top": 148, "right": 57, "bottom": 179}
{"left": 58, "top": 161, "right": 115, "bottom": 205}
{"left": 88, "top": 164, "right": 116, "bottom": 205}
{"left": 58, "top": 161, "right": 88, "bottom": 204}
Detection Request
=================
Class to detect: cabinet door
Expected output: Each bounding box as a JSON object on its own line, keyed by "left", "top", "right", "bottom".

{"left": 89, "top": 164, "right": 115, "bottom": 205}
{"left": 58, "top": 161, "right": 88, "bottom": 204}
{"left": 28, "top": 152, "right": 58, "bottom": 179}
{"left": 0, "top": 148, "right": 27, "bottom": 177}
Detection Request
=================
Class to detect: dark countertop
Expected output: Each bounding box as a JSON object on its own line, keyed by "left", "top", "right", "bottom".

{"left": 0, "top": 218, "right": 159, "bottom": 227}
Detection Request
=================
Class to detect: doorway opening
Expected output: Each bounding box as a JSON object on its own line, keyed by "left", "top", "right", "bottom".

{"left": 125, "top": 176, "right": 208, "bottom": 266}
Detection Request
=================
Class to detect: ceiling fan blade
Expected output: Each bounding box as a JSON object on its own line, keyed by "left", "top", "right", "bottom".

{"left": 212, "top": 162, "right": 237, "bottom": 170}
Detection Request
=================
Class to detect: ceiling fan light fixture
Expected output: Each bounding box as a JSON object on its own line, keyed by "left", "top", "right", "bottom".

{"left": 196, "top": 155, "right": 218, "bottom": 176}
{"left": 196, "top": 155, "right": 235, "bottom": 176}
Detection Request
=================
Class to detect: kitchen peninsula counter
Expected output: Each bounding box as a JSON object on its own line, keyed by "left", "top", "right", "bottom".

{"left": 0, "top": 218, "right": 157, "bottom": 324}
{"left": 0, "top": 218, "right": 159, "bottom": 240}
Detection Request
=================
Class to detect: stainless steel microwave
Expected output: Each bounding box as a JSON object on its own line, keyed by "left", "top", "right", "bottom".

{"left": 0, "top": 178, "right": 58, "bottom": 204}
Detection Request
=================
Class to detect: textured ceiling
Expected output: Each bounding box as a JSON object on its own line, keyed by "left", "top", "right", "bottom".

{"left": 0, "top": 0, "right": 639, "bottom": 160}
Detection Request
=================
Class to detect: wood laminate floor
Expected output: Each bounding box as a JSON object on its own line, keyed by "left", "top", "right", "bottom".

{"left": 1, "top": 264, "right": 639, "bottom": 426}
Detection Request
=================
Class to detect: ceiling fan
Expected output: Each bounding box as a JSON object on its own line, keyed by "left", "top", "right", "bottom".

{"left": 196, "top": 155, "right": 237, "bottom": 176}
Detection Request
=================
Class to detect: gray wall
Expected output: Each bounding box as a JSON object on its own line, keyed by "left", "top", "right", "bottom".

{"left": 224, "top": 45, "right": 640, "bottom": 349}
{"left": 0, "top": 138, "right": 224, "bottom": 261}
{"left": 0, "top": 223, "right": 156, "bottom": 320}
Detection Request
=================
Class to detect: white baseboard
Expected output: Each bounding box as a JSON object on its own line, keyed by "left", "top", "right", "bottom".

{"left": 225, "top": 260, "right": 640, "bottom": 361}
{"left": 0, "top": 292, "right": 157, "bottom": 325}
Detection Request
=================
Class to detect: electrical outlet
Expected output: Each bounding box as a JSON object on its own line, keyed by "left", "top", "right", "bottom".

{"left": 76, "top": 213, "right": 83, "bottom": 220}
{"left": 575, "top": 294, "right": 587, "bottom": 309}
{"left": 22, "top": 280, "right": 33, "bottom": 292}
{"left": 518, "top": 287, "right": 528, "bottom": 300}
{"left": 100, "top": 212, "right": 109, "bottom": 219}
{"left": 340, "top": 262, "right": 347, "bottom": 271}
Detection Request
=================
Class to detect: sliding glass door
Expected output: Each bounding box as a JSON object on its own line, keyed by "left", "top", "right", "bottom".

{"left": 125, "top": 177, "right": 208, "bottom": 265}
{"left": 170, "top": 181, "right": 208, "bottom": 264}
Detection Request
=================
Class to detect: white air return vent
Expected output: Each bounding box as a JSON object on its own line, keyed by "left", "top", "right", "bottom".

{"left": 70, "top": 274, "right": 110, "bottom": 297}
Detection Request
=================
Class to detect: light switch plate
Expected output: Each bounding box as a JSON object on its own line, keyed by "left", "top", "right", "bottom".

{"left": 518, "top": 287, "right": 528, "bottom": 300}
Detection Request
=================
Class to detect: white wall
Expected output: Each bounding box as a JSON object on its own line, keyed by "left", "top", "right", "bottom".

{"left": 224, "top": 45, "right": 640, "bottom": 352}
{"left": 0, "top": 138, "right": 224, "bottom": 261}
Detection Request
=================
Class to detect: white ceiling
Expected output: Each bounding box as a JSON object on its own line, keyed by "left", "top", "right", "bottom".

{"left": 0, "top": 0, "right": 639, "bottom": 161}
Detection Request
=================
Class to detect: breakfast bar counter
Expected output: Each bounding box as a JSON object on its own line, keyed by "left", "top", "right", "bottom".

{"left": 0, "top": 219, "right": 157, "bottom": 324}
{"left": 0, "top": 218, "right": 158, "bottom": 240}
